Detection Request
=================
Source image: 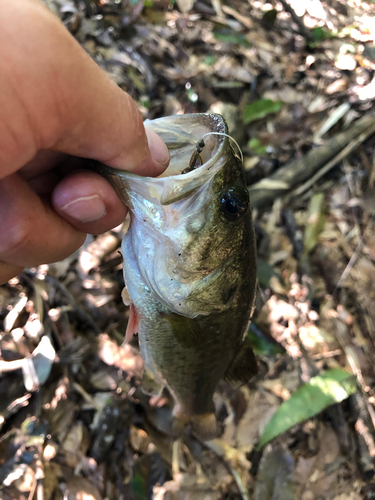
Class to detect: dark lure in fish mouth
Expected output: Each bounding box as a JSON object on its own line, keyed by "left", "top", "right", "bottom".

{"left": 182, "top": 139, "right": 206, "bottom": 174}
{"left": 87, "top": 113, "right": 258, "bottom": 440}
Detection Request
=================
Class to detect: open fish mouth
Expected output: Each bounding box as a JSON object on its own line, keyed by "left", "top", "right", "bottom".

{"left": 87, "top": 113, "right": 232, "bottom": 206}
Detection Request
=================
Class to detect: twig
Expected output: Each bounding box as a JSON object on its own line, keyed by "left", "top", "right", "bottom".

{"left": 279, "top": 0, "right": 316, "bottom": 42}
{"left": 22, "top": 270, "right": 101, "bottom": 335}
{"left": 332, "top": 215, "right": 375, "bottom": 294}
{"left": 72, "top": 382, "right": 100, "bottom": 410}
{"left": 293, "top": 121, "right": 375, "bottom": 197}
{"left": 45, "top": 275, "right": 101, "bottom": 334}
{"left": 311, "top": 349, "right": 342, "bottom": 360}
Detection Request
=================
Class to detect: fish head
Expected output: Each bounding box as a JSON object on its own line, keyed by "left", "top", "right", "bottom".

{"left": 92, "top": 113, "right": 256, "bottom": 319}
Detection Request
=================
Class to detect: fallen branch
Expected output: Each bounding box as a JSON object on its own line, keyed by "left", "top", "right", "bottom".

{"left": 248, "top": 114, "right": 375, "bottom": 209}
{"left": 294, "top": 121, "right": 375, "bottom": 197}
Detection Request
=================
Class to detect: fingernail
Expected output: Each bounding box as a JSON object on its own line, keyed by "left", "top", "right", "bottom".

{"left": 146, "top": 129, "right": 170, "bottom": 166}
{"left": 59, "top": 194, "right": 107, "bottom": 223}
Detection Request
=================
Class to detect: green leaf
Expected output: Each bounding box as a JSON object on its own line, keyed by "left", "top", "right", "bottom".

{"left": 311, "top": 26, "right": 335, "bottom": 42}
{"left": 243, "top": 99, "right": 283, "bottom": 124}
{"left": 204, "top": 55, "right": 216, "bottom": 66}
{"left": 257, "top": 258, "right": 283, "bottom": 288}
{"left": 308, "top": 27, "right": 337, "bottom": 47}
{"left": 248, "top": 323, "right": 286, "bottom": 357}
{"left": 213, "top": 29, "right": 251, "bottom": 47}
{"left": 139, "top": 96, "right": 150, "bottom": 109}
{"left": 258, "top": 368, "right": 357, "bottom": 448}
{"left": 248, "top": 137, "right": 268, "bottom": 155}
{"left": 262, "top": 9, "right": 278, "bottom": 24}
{"left": 131, "top": 472, "right": 148, "bottom": 500}
{"left": 311, "top": 27, "right": 326, "bottom": 41}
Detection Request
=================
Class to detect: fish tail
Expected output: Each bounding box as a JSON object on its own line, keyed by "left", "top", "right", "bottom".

{"left": 191, "top": 413, "right": 217, "bottom": 440}
{"left": 172, "top": 409, "right": 217, "bottom": 441}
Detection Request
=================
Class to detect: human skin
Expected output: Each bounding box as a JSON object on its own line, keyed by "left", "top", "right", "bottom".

{"left": 0, "top": 0, "right": 170, "bottom": 284}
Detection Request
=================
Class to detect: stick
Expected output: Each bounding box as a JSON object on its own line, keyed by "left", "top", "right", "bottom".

{"left": 294, "top": 121, "right": 375, "bottom": 197}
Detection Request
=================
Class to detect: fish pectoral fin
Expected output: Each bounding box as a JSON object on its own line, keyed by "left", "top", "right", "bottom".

{"left": 162, "top": 312, "right": 204, "bottom": 348}
{"left": 190, "top": 413, "right": 217, "bottom": 440}
{"left": 124, "top": 303, "right": 139, "bottom": 343}
{"left": 224, "top": 337, "right": 258, "bottom": 386}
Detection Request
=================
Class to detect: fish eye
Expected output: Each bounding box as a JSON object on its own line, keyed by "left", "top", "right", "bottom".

{"left": 220, "top": 187, "right": 249, "bottom": 222}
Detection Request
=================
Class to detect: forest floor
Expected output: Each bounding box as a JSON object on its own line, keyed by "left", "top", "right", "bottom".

{"left": 1, "top": 0, "right": 375, "bottom": 499}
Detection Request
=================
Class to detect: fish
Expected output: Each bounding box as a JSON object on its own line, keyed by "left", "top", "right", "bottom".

{"left": 88, "top": 113, "right": 257, "bottom": 439}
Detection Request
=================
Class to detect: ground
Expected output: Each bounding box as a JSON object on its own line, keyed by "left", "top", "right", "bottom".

{"left": 1, "top": 0, "right": 375, "bottom": 499}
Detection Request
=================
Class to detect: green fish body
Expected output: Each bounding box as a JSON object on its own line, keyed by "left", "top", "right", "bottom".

{"left": 90, "top": 114, "right": 257, "bottom": 439}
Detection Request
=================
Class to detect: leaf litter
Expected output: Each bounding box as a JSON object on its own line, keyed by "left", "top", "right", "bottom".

{"left": 2, "top": 0, "right": 375, "bottom": 498}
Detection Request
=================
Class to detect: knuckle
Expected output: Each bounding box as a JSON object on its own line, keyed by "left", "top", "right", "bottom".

{"left": 0, "top": 222, "right": 33, "bottom": 264}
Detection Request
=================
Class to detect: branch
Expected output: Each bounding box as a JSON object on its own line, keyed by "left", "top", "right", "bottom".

{"left": 248, "top": 114, "right": 375, "bottom": 209}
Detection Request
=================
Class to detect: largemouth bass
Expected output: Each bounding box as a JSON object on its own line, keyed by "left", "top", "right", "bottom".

{"left": 89, "top": 113, "right": 257, "bottom": 439}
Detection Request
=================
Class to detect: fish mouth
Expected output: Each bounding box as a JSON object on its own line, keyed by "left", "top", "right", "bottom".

{"left": 88, "top": 113, "right": 231, "bottom": 206}
{"left": 146, "top": 113, "right": 226, "bottom": 177}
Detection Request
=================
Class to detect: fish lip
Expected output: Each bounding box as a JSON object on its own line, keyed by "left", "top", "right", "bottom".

{"left": 87, "top": 113, "right": 232, "bottom": 205}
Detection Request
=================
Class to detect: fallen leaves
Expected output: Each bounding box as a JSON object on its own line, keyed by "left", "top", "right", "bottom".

{"left": 2, "top": 0, "right": 375, "bottom": 498}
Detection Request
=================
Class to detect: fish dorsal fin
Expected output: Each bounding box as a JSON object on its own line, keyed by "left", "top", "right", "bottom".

{"left": 224, "top": 336, "right": 258, "bottom": 386}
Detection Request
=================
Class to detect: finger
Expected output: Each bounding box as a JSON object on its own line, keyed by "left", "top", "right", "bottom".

{"left": 52, "top": 170, "right": 128, "bottom": 234}
{"left": 0, "top": 262, "right": 24, "bottom": 286}
{"left": 27, "top": 170, "right": 62, "bottom": 195}
{"left": 0, "top": 174, "right": 86, "bottom": 268}
{"left": 20, "top": 150, "right": 67, "bottom": 179}
{"left": 0, "top": 0, "right": 169, "bottom": 179}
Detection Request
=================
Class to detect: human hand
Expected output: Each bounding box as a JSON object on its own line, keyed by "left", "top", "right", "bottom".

{"left": 0, "top": 0, "right": 169, "bottom": 285}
